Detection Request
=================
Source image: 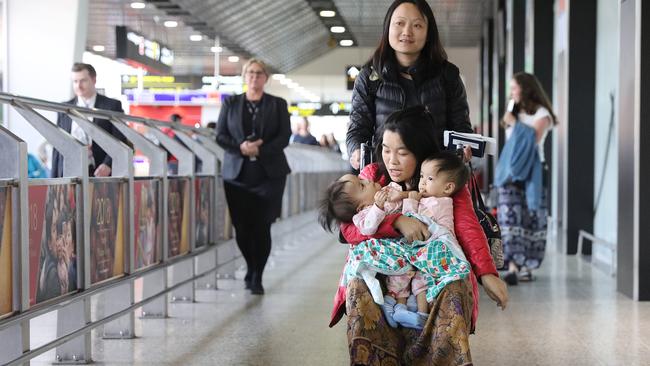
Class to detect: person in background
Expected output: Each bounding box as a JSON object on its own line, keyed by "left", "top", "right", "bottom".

{"left": 319, "top": 134, "right": 330, "bottom": 148}
{"left": 496, "top": 72, "right": 557, "bottom": 285}
{"left": 215, "top": 58, "right": 291, "bottom": 295}
{"left": 326, "top": 133, "right": 342, "bottom": 154}
{"left": 51, "top": 63, "right": 126, "bottom": 178}
{"left": 289, "top": 117, "right": 319, "bottom": 145}
{"left": 27, "top": 153, "right": 48, "bottom": 178}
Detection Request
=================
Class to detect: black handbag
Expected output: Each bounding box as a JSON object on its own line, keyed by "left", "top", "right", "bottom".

{"left": 468, "top": 164, "right": 504, "bottom": 269}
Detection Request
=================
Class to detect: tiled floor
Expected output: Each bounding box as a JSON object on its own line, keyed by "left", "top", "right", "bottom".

{"left": 30, "top": 212, "right": 650, "bottom": 365}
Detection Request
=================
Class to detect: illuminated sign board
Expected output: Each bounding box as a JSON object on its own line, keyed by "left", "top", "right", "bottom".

{"left": 116, "top": 26, "right": 174, "bottom": 73}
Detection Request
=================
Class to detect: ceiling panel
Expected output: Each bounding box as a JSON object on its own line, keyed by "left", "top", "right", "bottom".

{"left": 86, "top": 0, "right": 486, "bottom": 76}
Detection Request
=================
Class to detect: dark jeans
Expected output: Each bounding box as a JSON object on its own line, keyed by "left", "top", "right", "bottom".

{"left": 223, "top": 178, "right": 285, "bottom": 282}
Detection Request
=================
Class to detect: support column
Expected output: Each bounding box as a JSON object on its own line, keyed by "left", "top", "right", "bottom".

{"left": 617, "top": 0, "right": 650, "bottom": 301}
{"left": 529, "top": 0, "right": 555, "bottom": 212}
{"left": 565, "top": 0, "right": 597, "bottom": 254}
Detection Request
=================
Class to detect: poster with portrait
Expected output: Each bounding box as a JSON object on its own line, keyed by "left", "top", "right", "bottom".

{"left": 168, "top": 178, "right": 190, "bottom": 258}
{"left": 89, "top": 182, "right": 125, "bottom": 284}
{"left": 134, "top": 180, "right": 161, "bottom": 270}
{"left": 195, "top": 177, "right": 213, "bottom": 247}
{"left": 0, "top": 187, "right": 12, "bottom": 316}
{"left": 29, "top": 184, "right": 78, "bottom": 305}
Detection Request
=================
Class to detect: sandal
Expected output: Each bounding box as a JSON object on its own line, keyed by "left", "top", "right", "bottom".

{"left": 518, "top": 270, "right": 535, "bottom": 282}
{"left": 504, "top": 271, "right": 518, "bottom": 286}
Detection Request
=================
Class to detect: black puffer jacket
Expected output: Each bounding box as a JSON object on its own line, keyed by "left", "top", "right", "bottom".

{"left": 346, "top": 60, "right": 473, "bottom": 156}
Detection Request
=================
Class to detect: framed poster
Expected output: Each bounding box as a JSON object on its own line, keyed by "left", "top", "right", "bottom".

{"left": 29, "top": 184, "right": 78, "bottom": 305}
{"left": 134, "top": 180, "right": 161, "bottom": 270}
{"left": 168, "top": 178, "right": 190, "bottom": 258}
{"left": 0, "top": 186, "right": 12, "bottom": 316}
{"left": 89, "top": 182, "right": 125, "bottom": 284}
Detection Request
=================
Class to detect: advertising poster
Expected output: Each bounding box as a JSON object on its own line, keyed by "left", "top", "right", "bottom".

{"left": 168, "top": 178, "right": 190, "bottom": 258}
{"left": 195, "top": 177, "right": 213, "bottom": 247}
{"left": 90, "top": 182, "right": 125, "bottom": 284}
{"left": 0, "top": 187, "right": 12, "bottom": 316}
{"left": 29, "top": 184, "right": 78, "bottom": 305}
{"left": 134, "top": 180, "right": 161, "bottom": 270}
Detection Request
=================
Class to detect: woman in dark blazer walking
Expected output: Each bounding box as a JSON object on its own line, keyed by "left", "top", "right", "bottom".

{"left": 215, "top": 59, "right": 291, "bottom": 295}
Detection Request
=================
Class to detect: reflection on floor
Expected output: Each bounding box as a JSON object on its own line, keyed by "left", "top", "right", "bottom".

{"left": 31, "top": 213, "right": 650, "bottom": 365}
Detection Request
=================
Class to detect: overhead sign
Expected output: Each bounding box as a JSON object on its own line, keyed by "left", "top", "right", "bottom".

{"left": 116, "top": 26, "right": 174, "bottom": 74}
{"left": 346, "top": 65, "right": 361, "bottom": 90}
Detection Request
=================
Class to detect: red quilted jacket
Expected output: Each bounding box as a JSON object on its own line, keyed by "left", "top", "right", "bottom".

{"left": 329, "top": 163, "right": 498, "bottom": 329}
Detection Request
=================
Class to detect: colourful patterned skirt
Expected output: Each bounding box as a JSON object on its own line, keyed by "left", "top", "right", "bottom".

{"left": 346, "top": 278, "right": 474, "bottom": 365}
{"left": 496, "top": 183, "right": 547, "bottom": 269}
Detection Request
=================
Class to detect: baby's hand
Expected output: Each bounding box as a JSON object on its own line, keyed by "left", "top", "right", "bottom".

{"left": 408, "top": 191, "right": 422, "bottom": 200}
{"left": 385, "top": 187, "right": 404, "bottom": 202}
{"left": 374, "top": 190, "right": 388, "bottom": 210}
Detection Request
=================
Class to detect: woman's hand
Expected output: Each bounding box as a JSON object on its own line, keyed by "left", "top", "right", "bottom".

{"left": 480, "top": 274, "right": 509, "bottom": 310}
{"left": 501, "top": 111, "right": 517, "bottom": 127}
{"left": 240, "top": 139, "right": 263, "bottom": 157}
{"left": 350, "top": 148, "right": 360, "bottom": 170}
{"left": 393, "top": 215, "right": 430, "bottom": 242}
{"left": 462, "top": 146, "right": 472, "bottom": 163}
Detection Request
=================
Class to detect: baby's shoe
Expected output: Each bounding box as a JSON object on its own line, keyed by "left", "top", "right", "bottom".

{"left": 393, "top": 305, "right": 427, "bottom": 330}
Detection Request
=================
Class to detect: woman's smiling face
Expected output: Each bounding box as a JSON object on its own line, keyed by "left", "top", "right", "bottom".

{"left": 381, "top": 130, "right": 417, "bottom": 184}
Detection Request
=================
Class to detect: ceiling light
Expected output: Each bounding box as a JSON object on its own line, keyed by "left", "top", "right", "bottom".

{"left": 279, "top": 78, "right": 291, "bottom": 85}
{"left": 330, "top": 26, "right": 345, "bottom": 33}
{"left": 320, "top": 10, "right": 336, "bottom": 17}
{"left": 190, "top": 34, "right": 203, "bottom": 42}
{"left": 272, "top": 74, "right": 285, "bottom": 80}
{"left": 228, "top": 56, "right": 239, "bottom": 62}
{"left": 92, "top": 45, "right": 105, "bottom": 52}
{"left": 287, "top": 82, "right": 298, "bottom": 89}
{"left": 131, "top": 2, "right": 145, "bottom": 9}
{"left": 339, "top": 39, "right": 354, "bottom": 47}
{"left": 211, "top": 46, "right": 223, "bottom": 53}
{"left": 164, "top": 20, "right": 178, "bottom": 28}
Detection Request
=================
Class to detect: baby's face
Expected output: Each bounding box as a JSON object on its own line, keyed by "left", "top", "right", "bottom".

{"left": 339, "top": 174, "right": 382, "bottom": 210}
{"left": 418, "top": 160, "right": 454, "bottom": 198}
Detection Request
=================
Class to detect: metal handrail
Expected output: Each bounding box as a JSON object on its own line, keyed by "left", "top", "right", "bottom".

{"left": 0, "top": 92, "right": 212, "bottom": 137}
{"left": 0, "top": 241, "right": 225, "bottom": 332}
{"left": 5, "top": 264, "right": 223, "bottom": 366}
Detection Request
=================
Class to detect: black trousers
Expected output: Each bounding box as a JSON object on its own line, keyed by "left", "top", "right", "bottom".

{"left": 223, "top": 178, "right": 285, "bottom": 281}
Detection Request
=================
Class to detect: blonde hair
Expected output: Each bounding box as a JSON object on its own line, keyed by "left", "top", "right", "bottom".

{"left": 242, "top": 58, "right": 269, "bottom": 78}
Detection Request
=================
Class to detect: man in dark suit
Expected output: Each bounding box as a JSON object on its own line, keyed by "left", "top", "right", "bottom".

{"left": 51, "top": 63, "right": 126, "bottom": 177}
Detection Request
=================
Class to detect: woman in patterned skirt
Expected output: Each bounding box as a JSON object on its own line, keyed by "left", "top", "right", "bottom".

{"left": 497, "top": 72, "right": 557, "bottom": 285}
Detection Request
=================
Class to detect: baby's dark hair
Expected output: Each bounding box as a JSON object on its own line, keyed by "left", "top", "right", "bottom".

{"left": 318, "top": 179, "right": 357, "bottom": 232}
{"left": 424, "top": 152, "right": 469, "bottom": 194}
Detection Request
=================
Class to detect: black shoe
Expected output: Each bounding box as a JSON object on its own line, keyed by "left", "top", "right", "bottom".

{"left": 244, "top": 271, "right": 252, "bottom": 289}
{"left": 504, "top": 271, "right": 518, "bottom": 286}
{"left": 250, "top": 272, "right": 264, "bottom": 295}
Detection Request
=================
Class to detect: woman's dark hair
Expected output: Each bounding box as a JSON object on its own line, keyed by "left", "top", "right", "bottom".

{"left": 513, "top": 72, "right": 558, "bottom": 125}
{"left": 368, "top": 0, "right": 447, "bottom": 75}
{"left": 318, "top": 179, "right": 357, "bottom": 232}
{"left": 375, "top": 105, "right": 440, "bottom": 189}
